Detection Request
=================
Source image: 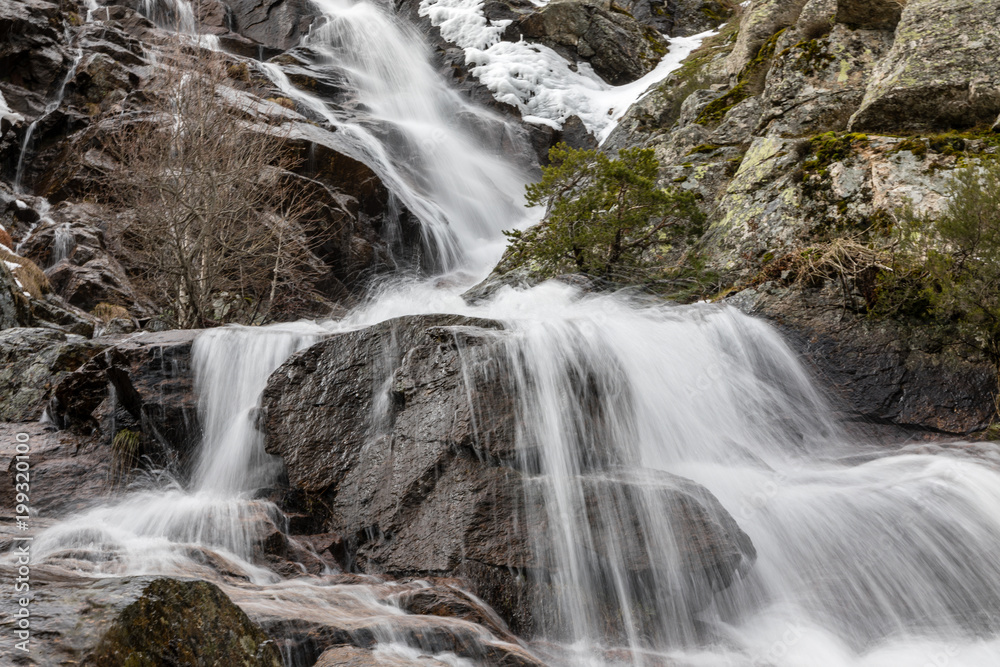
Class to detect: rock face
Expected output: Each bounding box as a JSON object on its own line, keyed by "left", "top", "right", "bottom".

{"left": 501, "top": 0, "right": 669, "bottom": 85}
{"left": 0, "top": 327, "right": 107, "bottom": 421}
{"left": 599, "top": 0, "right": 1000, "bottom": 433}
{"left": 227, "top": 0, "right": 317, "bottom": 51}
{"left": 84, "top": 578, "right": 283, "bottom": 667}
{"left": 849, "top": 0, "right": 1000, "bottom": 132}
{"left": 48, "top": 329, "right": 201, "bottom": 469}
{"left": 262, "top": 314, "right": 756, "bottom": 636}
{"left": 730, "top": 284, "right": 998, "bottom": 436}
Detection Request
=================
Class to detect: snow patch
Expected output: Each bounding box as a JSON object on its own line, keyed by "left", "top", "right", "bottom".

{"left": 0, "top": 90, "right": 24, "bottom": 126}
{"left": 419, "top": 0, "right": 716, "bottom": 142}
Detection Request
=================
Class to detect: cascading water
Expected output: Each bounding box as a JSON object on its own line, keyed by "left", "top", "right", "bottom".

{"left": 261, "top": 0, "right": 530, "bottom": 273}
{"left": 13, "top": 48, "right": 82, "bottom": 194}
{"left": 17, "top": 0, "right": 1000, "bottom": 665}
{"left": 32, "top": 324, "right": 325, "bottom": 579}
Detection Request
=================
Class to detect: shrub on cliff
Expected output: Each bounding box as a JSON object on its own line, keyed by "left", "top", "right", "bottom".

{"left": 500, "top": 143, "right": 705, "bottom": 290}
{"left": 97, "top": 50, "right": 328, "bottom": 328}
{"left": 879, "top": 159, "right": 1000, "bottom": 370}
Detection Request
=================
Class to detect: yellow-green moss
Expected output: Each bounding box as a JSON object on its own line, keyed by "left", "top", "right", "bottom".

{"left": 686, "top": 143, "right": 722, "bottom": 155}
{"left": 696, "top": 28, "right": 787, "bottom": 125}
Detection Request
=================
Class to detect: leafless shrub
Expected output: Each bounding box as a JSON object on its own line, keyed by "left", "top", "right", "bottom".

{"left": 96, "top": 47, "right": 330, "bottom": 328}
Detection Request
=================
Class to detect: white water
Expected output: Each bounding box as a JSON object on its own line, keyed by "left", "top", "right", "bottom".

{"left": 261, "top": 0, "right": 529, "bottom": 273}
{"left": 19, "top": 0, "right": 1000, "bottom": 666}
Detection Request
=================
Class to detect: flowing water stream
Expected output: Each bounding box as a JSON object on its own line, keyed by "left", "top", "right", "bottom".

{"left": 16, "top": 0, "right": 1000, "bottom": 665}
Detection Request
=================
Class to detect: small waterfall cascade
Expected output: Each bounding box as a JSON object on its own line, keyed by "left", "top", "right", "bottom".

{"left": 477, "top": 287, "right": 1000, "bottom": 665}
{"left": 262, "top": 0, "right": 530, "bottom": 273}
{"left": 32, "top": 324, "right": 326, "bottom": 578}
{"left": 14, "top": 47, "right": 83, "bottom": 193}
{"left": 48, "top": 222, "right": 75, "bottom": 265}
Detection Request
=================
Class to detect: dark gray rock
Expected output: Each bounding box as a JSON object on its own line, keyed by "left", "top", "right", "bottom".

{"left": 48, "top": 329, "right": 202, "bottom": 468}
{"left": 729, "top": 283, "right": 998, "bottom": 435}
{"left": 227, "top": 0, "right": 317, "bottom": 52}
{"left": 262, "top": 314, "right": 756, "bottom": 637}
{"left": 501, "top": 0, "right": 668, "bottom": 85}
{"left": 0, "top": 327, "right": 108, "bottom": 421}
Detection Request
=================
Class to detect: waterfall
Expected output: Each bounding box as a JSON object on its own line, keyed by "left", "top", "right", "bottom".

{"left": 14, "top": 48, "right": 82, "bottom": 193}
{"left": 19, "top": 0, "right": 1000, "bottom": 665}
{"left": 49, "top": 223, "right": 75, "bottom": 265}
{"left": 262, "top": 0, "right": 530, "bottom": 273}
{"left": 32, "top": 323, "right": 326, "bottom": 579}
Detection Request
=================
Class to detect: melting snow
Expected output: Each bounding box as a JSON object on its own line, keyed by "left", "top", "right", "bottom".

{"left": 420, "top": 0, "right": 716, "bottom": 142}
{"left": 0, "top": 90, "right": 24, "bottom": 126}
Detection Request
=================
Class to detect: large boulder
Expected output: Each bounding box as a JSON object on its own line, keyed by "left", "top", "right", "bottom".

{"left": 500, "top": 0, "right": 669, "bottom": 85}
{"left": 84, "top": 578, "right": 283, "bottom": 667}
{"left": 849, "top": 0, "right": 1000, "bottom": 132}
{"left": 261, "top": 314, "right": 756, "bottom": 637}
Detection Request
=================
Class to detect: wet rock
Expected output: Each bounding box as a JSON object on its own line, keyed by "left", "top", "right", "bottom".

{"left": 48, "top": 329, "right": 201, "bottom": 466}
{"left": 228, "top": 0, "right": 317, "bottom": 51}
{"left": 262, "top": 314, "right": 756, "bottom": 637}
{"left": 0, "top": 327, "right": 108, "bottom": 421}
{"left": 0, "top": 566, "right": 154, "bottom": 667}
{"left": 0, "top": 0, "right": 72, "bottom": 119}
{"left": 501, "top": 0, "right": 668, "bottom": 85}
{"left": 729, "top": 283, "right": 998, "bottom": 435}
{"left": 0, "top": 421, "right": 111, "bottom": 517}
{"left": 393, "top": 584, "right": 519, "bottom": 644}
{"left": 849, "top": 0, "right": 1000, "bottom": 132}
{"left": 314, "top": 646, "right": 451, "bottom": 666}
{"left": 84, "top": 578, "right": 283, "bottom": 666}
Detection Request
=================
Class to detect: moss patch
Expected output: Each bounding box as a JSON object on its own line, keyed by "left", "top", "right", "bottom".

{"left": 85, "top": 579, "right": 283, "bottom": 667}
{"left": 801, "top": 132, "right": 869, "bottom": 178}
{"left": 696, "top": 28, "right": 786, "bottom": 125}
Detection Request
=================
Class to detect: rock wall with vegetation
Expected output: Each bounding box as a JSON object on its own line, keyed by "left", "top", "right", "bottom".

{"left": 591, "top": 0, "right": 1000, "bottom": 435}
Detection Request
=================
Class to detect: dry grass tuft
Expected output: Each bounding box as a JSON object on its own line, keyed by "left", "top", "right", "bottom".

{"left": 0, "top": 247, "right": 50, "bottom": 299}
{"left": 91, "top": 302, "right": 131, "bottom": 321}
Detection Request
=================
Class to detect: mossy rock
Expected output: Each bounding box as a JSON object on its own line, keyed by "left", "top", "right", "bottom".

{"left": 697, "top": 27, "right": 786, "bottom": 125}
{"left": 85, "top": 579, "right": 282, "bottom": 667}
